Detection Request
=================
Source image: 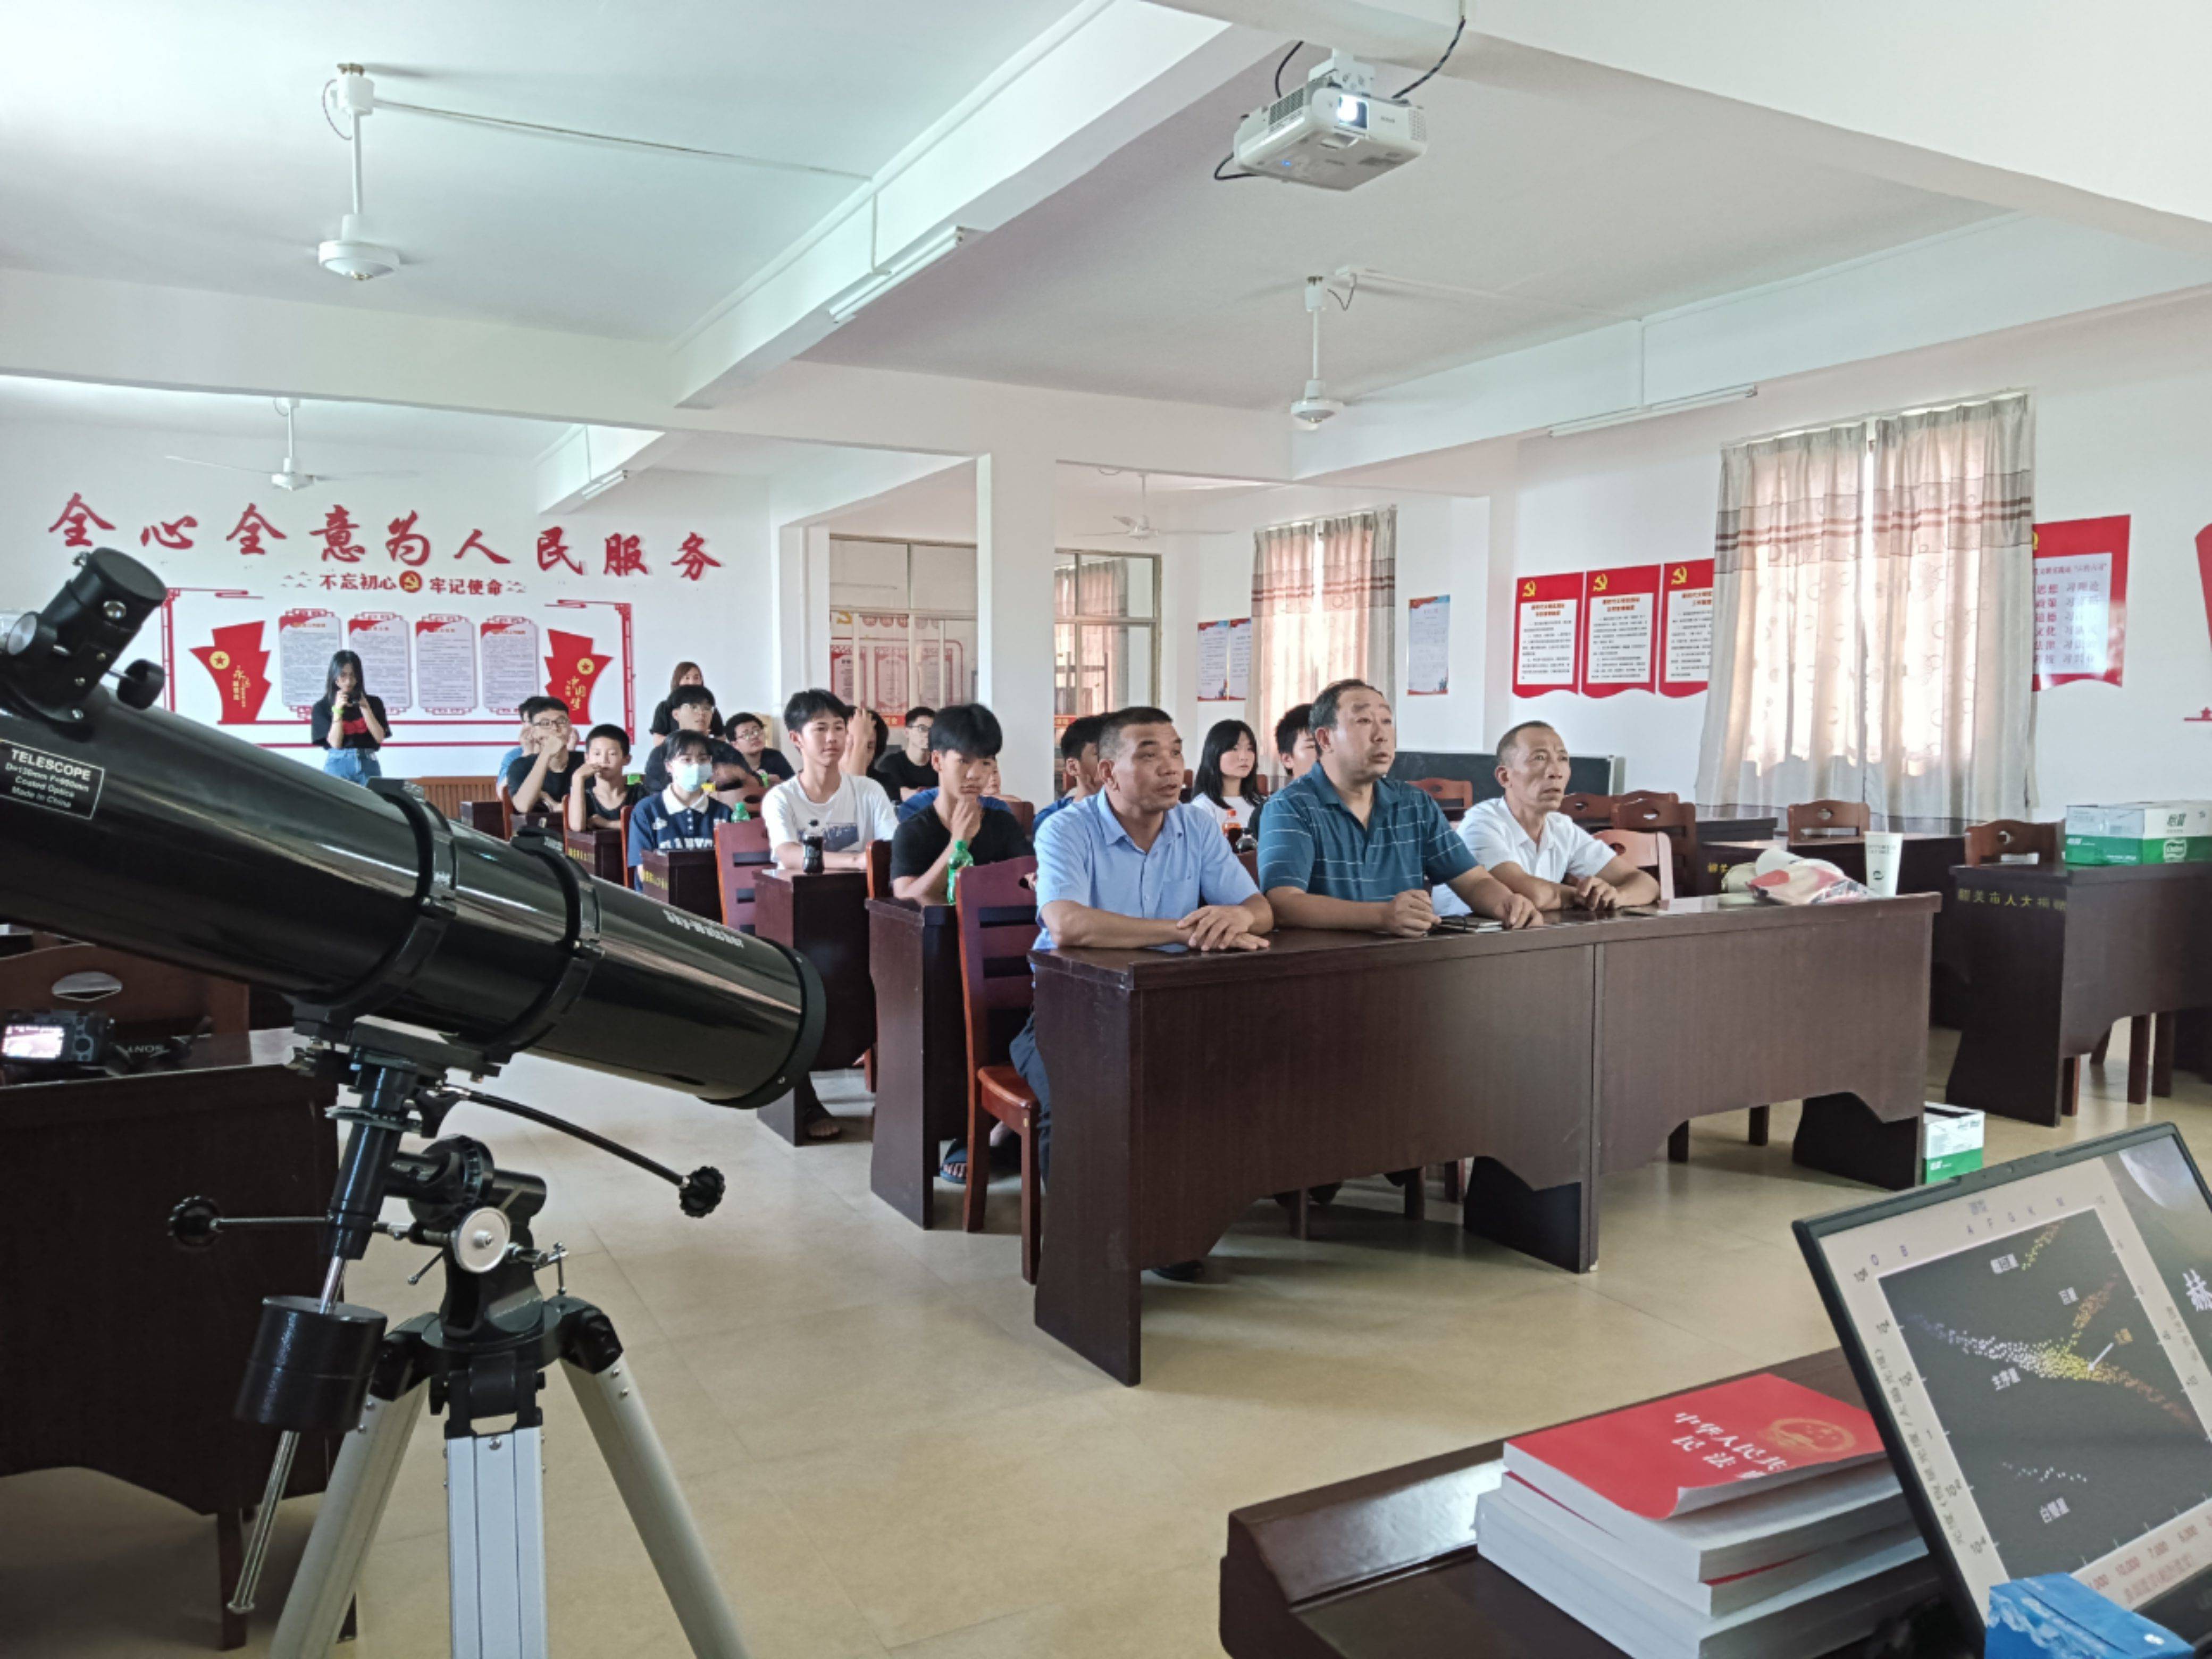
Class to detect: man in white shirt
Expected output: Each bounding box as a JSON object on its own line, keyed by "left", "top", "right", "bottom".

{"left": 1434, "top": 722, "right": 1661, "bottom": 917}
{"left": 763, "top": 689, "right": 900, "bottom": 871}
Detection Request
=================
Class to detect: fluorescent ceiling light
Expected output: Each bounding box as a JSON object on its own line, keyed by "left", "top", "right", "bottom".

{"left": 1547, "top": 384, "right": 1758, "bottom": 438}
{"left": 826, "top": 225, "right": 978, "bottom": 324}
{"left": 575, "top": 468, "right": 629, "bottom": 502}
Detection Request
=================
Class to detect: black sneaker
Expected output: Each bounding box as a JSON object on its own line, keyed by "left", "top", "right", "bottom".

{"left": 1147, "top": 1259, "right": 1207, "bottom": 1283}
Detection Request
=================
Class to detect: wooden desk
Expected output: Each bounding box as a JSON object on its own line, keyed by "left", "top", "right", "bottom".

{"left": 638, "top": 848, "right": 720, "bottom": 919}
{"left": 1702, "top": 833, "right": 1968, "bottom": 1023}
{"left": 1946, "top": 861, "right": 2212, "bottom": 1124}
{"left": 0, "top": 1033, "right": 339, "bottom": 1648}
{"left": 1032, "top": 895, "right": 1935, "bottom": 1384}
{"left": 753, "top": 869, "right": 875, "bottom": 1144}
{"left": 563, "top": 826, "right": 626, "bottom": 882}
{"left": 1218, "top": 1349, "right": 1958, "bottom": 1659}
{"left": 866, "top": 897, "right": 967, "bottom": 1225}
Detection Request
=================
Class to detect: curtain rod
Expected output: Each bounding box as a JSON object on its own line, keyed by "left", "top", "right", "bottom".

{"left": 1752, "top": 388, "right": 2031, "bottom": 447}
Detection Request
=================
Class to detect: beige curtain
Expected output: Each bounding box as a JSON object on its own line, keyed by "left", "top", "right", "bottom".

{"left": 1696, "top": 395, "right": 2033, "bottom": 822}
{"left": 1249, "top": 508, "right": 1396, "bottom": 775}
{"left": 1250, "top": 519, "right": 1317, "bottom": 766}
{"left": 1863, "top": 396, "right": 2035, "bottom": 819}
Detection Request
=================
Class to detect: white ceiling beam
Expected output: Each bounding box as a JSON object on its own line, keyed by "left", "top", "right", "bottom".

{"left": 668, "top": 0, "right": 1274, "bottom": 407}
{"left": 532, "top": 425, "right": 688, "bottom": 514}
{"left": 1161, "top": 0, "right": 2212, "bottom": 256}
{"left": 0, "top": 266, "right": 1293, "bottom": 483}
{"left": 1293, "top": 216, "right": 2212, "bottom": 474}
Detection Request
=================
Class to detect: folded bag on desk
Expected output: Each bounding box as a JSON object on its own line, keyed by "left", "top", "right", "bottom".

{"left": 1745, "top": 853, "right": 1869, "bottom": 906}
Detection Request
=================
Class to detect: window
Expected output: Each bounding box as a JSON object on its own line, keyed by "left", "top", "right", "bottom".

{"left": 1054, "top": 550, "right": 1159, "bottom": 725}
{"left": 827, "top": 539, "right": 977, "bottom": 717}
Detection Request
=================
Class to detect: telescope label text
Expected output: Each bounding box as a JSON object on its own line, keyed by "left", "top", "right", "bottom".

{"left": 0, "top": 742, "right": 104, "bottom": 820}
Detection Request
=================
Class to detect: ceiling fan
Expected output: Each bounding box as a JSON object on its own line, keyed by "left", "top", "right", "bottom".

{"left": 165, "top": 398, "right": 416, "bottom": 493}
{"left": 1080, "top": 471, "right": 1163, "bottom": 540}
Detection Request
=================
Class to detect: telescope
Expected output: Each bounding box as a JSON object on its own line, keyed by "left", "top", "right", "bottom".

{"left": 0, "top": 549, "right": 820, "bottom": 1658}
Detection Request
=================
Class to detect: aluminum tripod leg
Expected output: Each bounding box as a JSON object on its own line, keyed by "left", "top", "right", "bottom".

{"left": 270, "top": 1381, "right": 430, "bottom": 1659}
{"left": 448, "top": 1424, "right": 548, "bottom": 1659}
{"left": 563, "top": 1355, "right": 753, "bottom": 1659}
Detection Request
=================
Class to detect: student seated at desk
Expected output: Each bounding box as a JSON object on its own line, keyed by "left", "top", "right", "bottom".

{"left": 890, "top": 705, "right": 1032, "bottom": 905}
{"left": 763, "top": 689, "right": 899, "bottom": 871}
{"left": 1258, "top": 679, "right": 1539, "bottom": 935}
{"left": 874, "top": 705, "right": 940, "bottom": 801}
{"left": 1024, "top": 708, "right": 1272, "bottom": 1279}
{"left": 1250, "top": 702, "right": 1317, "bottom": 841}
{"left": 1032, "top": 713, "right": 1106, "bottom": 836}
{"left": 724, "top": 710, "right": 794, "bottom": 783}
{"left": 627, "top": 731, "right": 734, "bottom": 869}
{"left": 505, "top": 696, "right": 581, "bottom": 816}
{"left": 1188, "top": 718, "right": 1266, "bottom": 838}
{"left": 641, "top": 686, "right": 753, "bottom": 797}
{"left": 567, "top": 724, "right": 642, "bottom": 833}
{"left": 1438, "top": 722, "right": 1660, "bottom": 917}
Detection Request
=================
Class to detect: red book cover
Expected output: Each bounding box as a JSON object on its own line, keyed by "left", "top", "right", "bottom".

{"left": 1506, "top": 1373, "right": 1883, "bottom": 1520}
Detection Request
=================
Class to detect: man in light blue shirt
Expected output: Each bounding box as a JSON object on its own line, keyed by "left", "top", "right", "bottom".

{"left": 1018, "top": 707, "right": 1271, "bottom": 1242}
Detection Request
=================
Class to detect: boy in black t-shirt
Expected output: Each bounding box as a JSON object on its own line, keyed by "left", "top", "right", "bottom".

{"left": 724, "top": 710, "right": 793, "bottom": 782}
{"left": 873, "top": 705, "right": 940, "bottom": 800}
{"left": 640, "top": 686, "right": 755, "bottom": 798}
{"left": 505, "top": 696, "right": 581, "bottom": 815}
{"left": 890, "top": 703, "right": 1032, "bottom": 904}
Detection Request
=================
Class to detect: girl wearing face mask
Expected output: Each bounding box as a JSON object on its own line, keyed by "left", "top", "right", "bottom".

{"left": 626, "top": 730, "right": 734, "bottom": 879}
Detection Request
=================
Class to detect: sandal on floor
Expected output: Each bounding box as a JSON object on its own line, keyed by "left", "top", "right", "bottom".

{"left": 939, "top": 1140, "right": 969, "bottom": 1182}
{"left": 800, "top": 1105, "right": 843, "bottom": 1141}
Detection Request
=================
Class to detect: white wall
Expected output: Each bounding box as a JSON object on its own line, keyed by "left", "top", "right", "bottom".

{"left": 2, "top": 419, "right": 771, "bottom": 778}
{"left": 1166, "top": 486, "right": 1494, "bottom": 763}
{"left": 1487, "top": 291, "right": 2212, "bottom": 808}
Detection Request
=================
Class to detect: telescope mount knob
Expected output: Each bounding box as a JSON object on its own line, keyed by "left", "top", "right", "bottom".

{"left": 451, "top": 1206, "right": 512, "bottom": 1275}
{"left": 115, "top": 658, "right": 166, "bottom": 711}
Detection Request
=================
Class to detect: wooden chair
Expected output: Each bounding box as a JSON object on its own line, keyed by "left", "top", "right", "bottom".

{"left": 955, "top": 856, "right": 1044, "bottom": 1283}
{"left": 1964, "top": 819, "right": 2060, "bottom": 867}
{"left": 1561, "top": 792, "right": 1622, "bottom": 826}
{"left": 865, "top": 837, "right": 893, "bottom": 900}
{"left": 1613, "top": 798, "right": 1700, "bottom": 898}
{"left": 1787, "top": 799, "right": 1870, "bottom": 839}
{"left": 1614, "top": 790, "right": 1679, "bottom": 810}
{"left": 0, "top": 943, "right": 250, "bottom": 1039}
{"left": 1409, "top": 777, "right": 1474, "bottom": 812}
{"left": 409, "top": 775, "right": 496, "bottom": 820}
{"left": 999, "top": 797, "right": 1035, "bottom": 835}
{"left": 457, "top": 799, "right": 507, "bottom": 837}
{"left": 712, "top": 818, "right": 775, "bottom": 934}
{"left": 1593, "top": 828, "right": 1674, "bottom": 903}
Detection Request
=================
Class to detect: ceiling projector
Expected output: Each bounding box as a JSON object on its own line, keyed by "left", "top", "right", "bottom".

{"left": 1233, "top": 53, "right": 1427, "bottom": 191}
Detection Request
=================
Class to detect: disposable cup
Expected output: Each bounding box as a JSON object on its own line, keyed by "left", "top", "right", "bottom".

{"left": 1863, "top": 830, "right": 1904, "bottom": 896}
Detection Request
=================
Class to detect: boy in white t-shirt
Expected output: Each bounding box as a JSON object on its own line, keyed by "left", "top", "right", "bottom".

{"left": 763, "top": 688, "right": 900, "bottom": 870}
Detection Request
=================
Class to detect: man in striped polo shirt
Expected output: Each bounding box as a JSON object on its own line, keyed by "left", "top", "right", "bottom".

{"left": 1257, "top": 679, "right": 1539, "bottom": 934}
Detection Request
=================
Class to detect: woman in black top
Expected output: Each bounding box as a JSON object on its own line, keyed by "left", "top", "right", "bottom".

{"left": 310, "top": 650, "right": 389, "bottom": 785}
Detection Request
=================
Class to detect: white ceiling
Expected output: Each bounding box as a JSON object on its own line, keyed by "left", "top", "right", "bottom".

{"left": 0, "top": 375, "right": 565, "bottom": 453}
{"left": 802, "top": 51, "right": 2002, "bottom": 407}
{"left": 0, "top": 0, "right": 1077, "bottom": 338}
{"left": 818, "top": 460, "right": 1283, "bottom": 542}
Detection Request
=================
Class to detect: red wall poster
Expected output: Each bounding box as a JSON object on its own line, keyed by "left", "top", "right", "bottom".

{"left": 1659, "top": 558, "right": 1715, "bottom": 697}
{"left": 1512, "top": 573, "right": 1582, "bottom": 698}
{"left": 1579, "top": 565, "right": 1660, "bottom": 697}
{"left": 2033, "top": 516, "right": 2127, "bottom": 690}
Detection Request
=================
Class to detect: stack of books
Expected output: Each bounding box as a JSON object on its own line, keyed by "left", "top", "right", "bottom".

{"left": 1476, "top": 1373, "right": 1940, "bottom": 1659}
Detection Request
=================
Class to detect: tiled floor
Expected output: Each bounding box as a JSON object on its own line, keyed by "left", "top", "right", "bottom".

{"left": 6, "top": 1025, "right": 2203, "bottom": 1656}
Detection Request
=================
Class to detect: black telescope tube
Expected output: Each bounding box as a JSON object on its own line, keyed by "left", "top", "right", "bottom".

{"left": 0, "top": 555, "right": 817, "bottom": 1103}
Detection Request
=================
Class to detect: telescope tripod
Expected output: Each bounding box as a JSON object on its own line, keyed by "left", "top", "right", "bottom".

{"left": 272, "top": 1269, "right": 746, "bottom": 1659}
{"left": 177, "top": 1020, "right": 743, "bottom": 1658}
